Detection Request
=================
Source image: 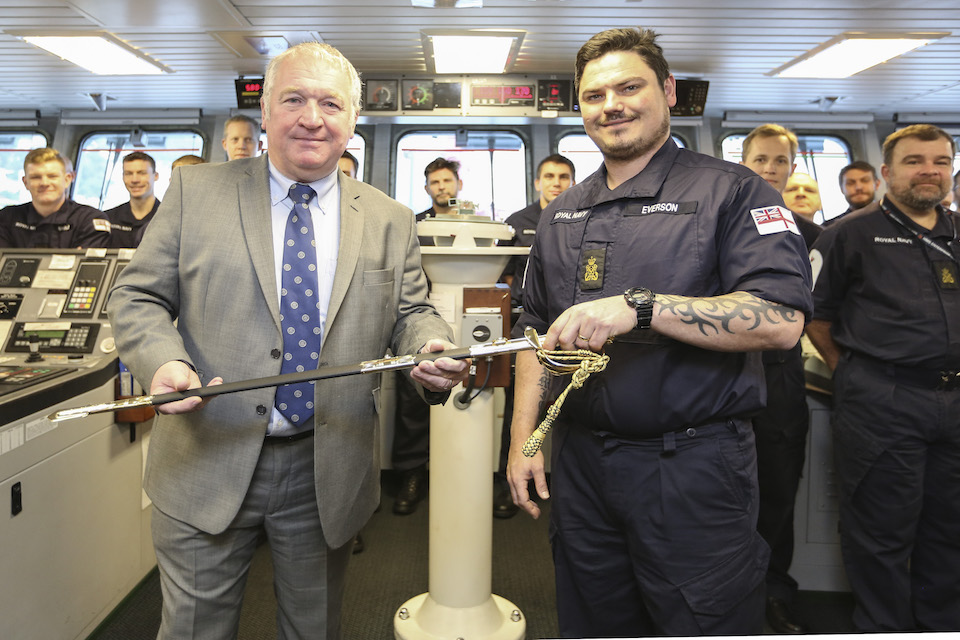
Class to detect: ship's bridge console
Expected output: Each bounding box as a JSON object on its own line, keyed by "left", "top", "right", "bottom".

{"left": 0, "top": 248, "right": 156, "bottom": 640}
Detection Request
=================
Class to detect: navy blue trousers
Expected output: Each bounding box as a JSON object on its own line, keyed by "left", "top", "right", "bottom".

{"left": 549, "top": 418, "right": 768, "bottom": 637}
{"left": 833, "top": 355, "right": 960, "bottom": 631}
{"left": 753, "top": 348, "right": 810, "bottom": 601}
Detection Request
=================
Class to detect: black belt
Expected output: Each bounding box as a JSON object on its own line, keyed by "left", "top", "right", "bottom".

{"left": 594, "top": 418, "right": 737, "bottom": 452}
{"left": 851, "top": 353, "right": 960, "bottom": 390}
{"left": 264, "top": 429, "right": 315, "bottom": 444}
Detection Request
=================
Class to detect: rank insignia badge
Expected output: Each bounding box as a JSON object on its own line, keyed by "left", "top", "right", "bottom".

{"left": 579, "top": 248, "right": 605, "bottom": 290}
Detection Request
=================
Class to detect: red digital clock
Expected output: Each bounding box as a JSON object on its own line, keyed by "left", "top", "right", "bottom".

{"left": 470, "top": 83, "right": 535, "bottom": 107}
{"left": 234, "top": 78, "right": 264, "bottom": 110}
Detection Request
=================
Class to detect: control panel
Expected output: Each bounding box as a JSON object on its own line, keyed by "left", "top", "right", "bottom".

{"left": 62, "top": 260, "right": 109, "bottom": 318}
{"left": 0, "top": 249, "right": 131, "bottom": 366}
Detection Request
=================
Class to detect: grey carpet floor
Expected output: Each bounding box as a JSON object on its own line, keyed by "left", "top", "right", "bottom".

{"left": 89, "top": 473, "right": 559, "bottom": 640}
{"left": 89, "top": 472, "right": 854, "bottom": 639}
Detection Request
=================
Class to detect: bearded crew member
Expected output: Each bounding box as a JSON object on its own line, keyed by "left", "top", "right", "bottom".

{"left": 507, "top": 28, "right": 812, "bottom": 637}
{"left": 807, "top": 124, "right": 960, "bottom": 632}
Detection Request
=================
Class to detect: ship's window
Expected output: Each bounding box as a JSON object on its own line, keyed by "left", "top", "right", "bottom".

{"left": 0, "top": 131, "right": 52, "bottom": 207}
{"left": 395, "top": 130, "right": 526, "bottom": 221}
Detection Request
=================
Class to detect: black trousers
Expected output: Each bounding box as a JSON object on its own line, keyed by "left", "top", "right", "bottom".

{"left": 753, "top": 347, "right": 810, "bottom": 602}
{"left": 392, "top": 373, "right": 430, "bottom": 471}
{"left": 833, "top": 355, "right": 960, "bottom": 631}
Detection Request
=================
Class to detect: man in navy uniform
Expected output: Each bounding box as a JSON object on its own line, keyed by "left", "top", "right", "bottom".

{"left": 494, "top": 153, "right": 576, "bottom": 518}
{"left": 807, "top": 124, "right": 960, "bottom": 632}
{"left": 740, "top": 123, "right": 821, "bottom": 634}
{"left": 221, "top": 114, "right": 262, "bottom": 161}
{"left": 0, "top": 148, "right": 110, "bottom": 248}
{"left": 507, "top": 28, "right": 812, "bottom": 637}
{"left": 419, "top": 157, "right": 462, "bottom": 221}
{"left": 105, "top": 151, "right": 160, "bottom": 248}
{"left": 827, "top": 161, "right": 880, "bottom": 225}
{"left": 390, "top": 156, "right": 467, "bottom": 515}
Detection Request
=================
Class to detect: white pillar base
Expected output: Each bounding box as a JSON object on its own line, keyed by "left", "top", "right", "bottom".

{"left": 394, "top": 592, "right": 526, "bottom": 640}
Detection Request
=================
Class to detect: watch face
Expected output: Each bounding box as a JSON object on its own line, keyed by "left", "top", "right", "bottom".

{"left": 627, "top": 288, "right": 653, "bottom": 305}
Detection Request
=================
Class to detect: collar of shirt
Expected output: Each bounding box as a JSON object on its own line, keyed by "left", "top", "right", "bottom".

{"left": 266, "top": 158, "right": 341, "bottom": 435}
{"left": 576, "top": 138, "right": 680, "bottom": 208}
{"left": 28, "top": 199, "right": 71, "bottom": 223}
{"left": 882, "top": 196, "right": 956, "bottom": 241}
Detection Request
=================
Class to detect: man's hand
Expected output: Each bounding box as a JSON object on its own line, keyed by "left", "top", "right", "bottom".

{"left": 546, "top": 295, "right": 637, "bottom": 351}
{"left": 410, "top": 339, "right": 470, "bottom": 392}
{"left": 149, "top": 360, "right": 223, "bottom": 414}
{"left": 507, "top": 447, "right": 549, "bottom": 519}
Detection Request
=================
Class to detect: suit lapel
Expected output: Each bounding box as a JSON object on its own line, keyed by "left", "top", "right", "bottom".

{"left": 238, "top": 156, "right": 281, "bottom": 332}
{"left": 326, "top": 172, "right": 363, "bottom": 334}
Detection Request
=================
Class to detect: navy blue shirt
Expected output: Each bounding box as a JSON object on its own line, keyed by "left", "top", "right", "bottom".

{"left": 105, "top": 198, "right": 160, "bottom": 248}
{"left": 0, "top": 199, "right": 110, "bottom": 249}
{"left": 811, "top": 198, "right": 960, "bottom": 368}
{"left": 502, "top": 201, "right": 541, "bottom": 306}
{"left": 517, "top": 139, "right": 813, "bottom": 437}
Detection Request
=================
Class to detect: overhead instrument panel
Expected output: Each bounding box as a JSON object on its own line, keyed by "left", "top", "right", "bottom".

{"left": 470, "top": 83, "right": 535, "bottom": 107}
{"left": 537, "top": 79, "right": 572, "bottom": 111}
{"left": 433, "top": 82, "right": 462, "bottom": 109}
{"left": 365, "top": 79, "right": 398, "bottom": 111}
{"left": 402, "top": 79, "right": 434, "bottom": 110}
{"left": 670, "top": 79, "right": 709, "bottom": 116}
{"left": 234, "top": 78, "right": 263, "bottom": 110}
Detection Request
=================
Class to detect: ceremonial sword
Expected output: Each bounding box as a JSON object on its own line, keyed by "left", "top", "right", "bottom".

{"left": 48, "top": 328, "right": 548, "bottom": 423}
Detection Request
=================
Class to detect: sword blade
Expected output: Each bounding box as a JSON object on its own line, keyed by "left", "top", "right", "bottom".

{"left": 48, "top": 330, "right": 544, "bottom": 423}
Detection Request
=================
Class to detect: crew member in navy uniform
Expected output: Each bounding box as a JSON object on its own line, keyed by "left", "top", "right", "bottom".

{"left": 507, "top": 28, "right": 812, "bottom": 637}
{"left": 740, "top": 123, "right": 820, "bottom": 634}
{"left": 390, "top": 156, "right": 466, "bottom": 515}
{"left": 826, "top": 160, "right": 880, "bottom": 226}
{"left": 0, "top": 147, "right": 110, "bottom": 249}
{"left": 417, "top": 156, "right": 462, "bottom": 223}
{"left": 105, "top": 151, "right": 161, "bottom": 248}
{"left": 494, "top": 153, "right": 576, "bottom": 518}
{"left": 807, "top": 123, "right": 960, "bottom": 632}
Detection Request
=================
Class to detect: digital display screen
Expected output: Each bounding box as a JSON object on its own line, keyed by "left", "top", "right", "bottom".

{"left": 235, "top": 78, "right": 264, "bottom": 110}
{"left": 537, "top": 79, "right": 571, "bottom": 111}
{"left": 470, "top": 84, "right": 535, "bottom": 107}
{"left": 25, "top": 330, "right": 66, "bottom": 339}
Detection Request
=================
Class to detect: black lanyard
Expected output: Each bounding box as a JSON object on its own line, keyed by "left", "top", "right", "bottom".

{"left": 879, "top": 198, "right": 959, "bottom": 266}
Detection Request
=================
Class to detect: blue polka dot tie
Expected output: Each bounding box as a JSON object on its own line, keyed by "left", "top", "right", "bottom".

{"left": 275, "top": 183, "right": 320, "bottom": 426}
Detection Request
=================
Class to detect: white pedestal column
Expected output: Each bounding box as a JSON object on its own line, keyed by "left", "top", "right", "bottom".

{"left": 394, "top": 388, "right": 525, "bottom": 640}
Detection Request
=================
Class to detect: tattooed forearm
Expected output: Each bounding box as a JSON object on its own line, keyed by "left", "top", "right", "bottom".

{"left": 535, "top": 367, "right": 552, "bottom": 416}
{"left": 655, "top": 291, "right": 800, "bottom": 337}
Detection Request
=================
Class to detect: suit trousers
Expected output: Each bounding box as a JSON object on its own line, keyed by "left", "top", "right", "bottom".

{"left": 152, "top": 435, "right": 352, "bottom": 640}
{"left": 833, "top": 355, "right": 960, "bottom": 631}
{"left": 549, "top": 419, "right": 768, "bottom": 637}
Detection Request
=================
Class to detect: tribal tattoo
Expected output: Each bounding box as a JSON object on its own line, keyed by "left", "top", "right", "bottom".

{"left": 655, "top": 291, "right": 800, "bottom": 337}
{"left": 535, "top": 367, "right": 552, "bottom": 416}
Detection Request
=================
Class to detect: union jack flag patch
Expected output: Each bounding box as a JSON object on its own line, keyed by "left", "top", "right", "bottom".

{"left": 750, "top": 206, "right": 799, "bottom": 236}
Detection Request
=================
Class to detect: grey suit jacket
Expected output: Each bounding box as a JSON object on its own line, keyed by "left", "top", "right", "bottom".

{"left": 107, "top": 154, "right": 451, "bottom": 548}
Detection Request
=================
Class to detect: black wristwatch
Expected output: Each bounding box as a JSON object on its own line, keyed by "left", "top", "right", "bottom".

{"left": 624, "top": 287, "right": 655, "bottom": 330}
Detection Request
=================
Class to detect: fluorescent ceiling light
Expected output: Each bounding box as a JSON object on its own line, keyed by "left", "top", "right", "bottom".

{"left": 21, "top": 34, "right": 170, "bottom": 75}
{"left": 423, "top": 31, "right": 524, "bottom": 74}
{"left": 769, "top": 32, "right": 948, "bottom": 79}
{"left": 412, "top": 0, "right": 483, "bottom": 7}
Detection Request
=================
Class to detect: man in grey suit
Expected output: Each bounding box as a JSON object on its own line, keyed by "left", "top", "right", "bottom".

{"left": 108, "top": 42, "right": 467, "bottom": 639}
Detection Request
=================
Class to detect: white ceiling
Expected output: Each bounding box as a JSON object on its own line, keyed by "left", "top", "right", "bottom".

{"left": 0, "top": 0, "right": 958, "bottom": 118}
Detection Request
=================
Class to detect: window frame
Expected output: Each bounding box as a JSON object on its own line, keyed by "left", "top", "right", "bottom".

{"left": 72, "top": 128, "right": 207, "bottom": 211}
{"left": 392, "top": 126, "right": 530, "bottom": 221}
